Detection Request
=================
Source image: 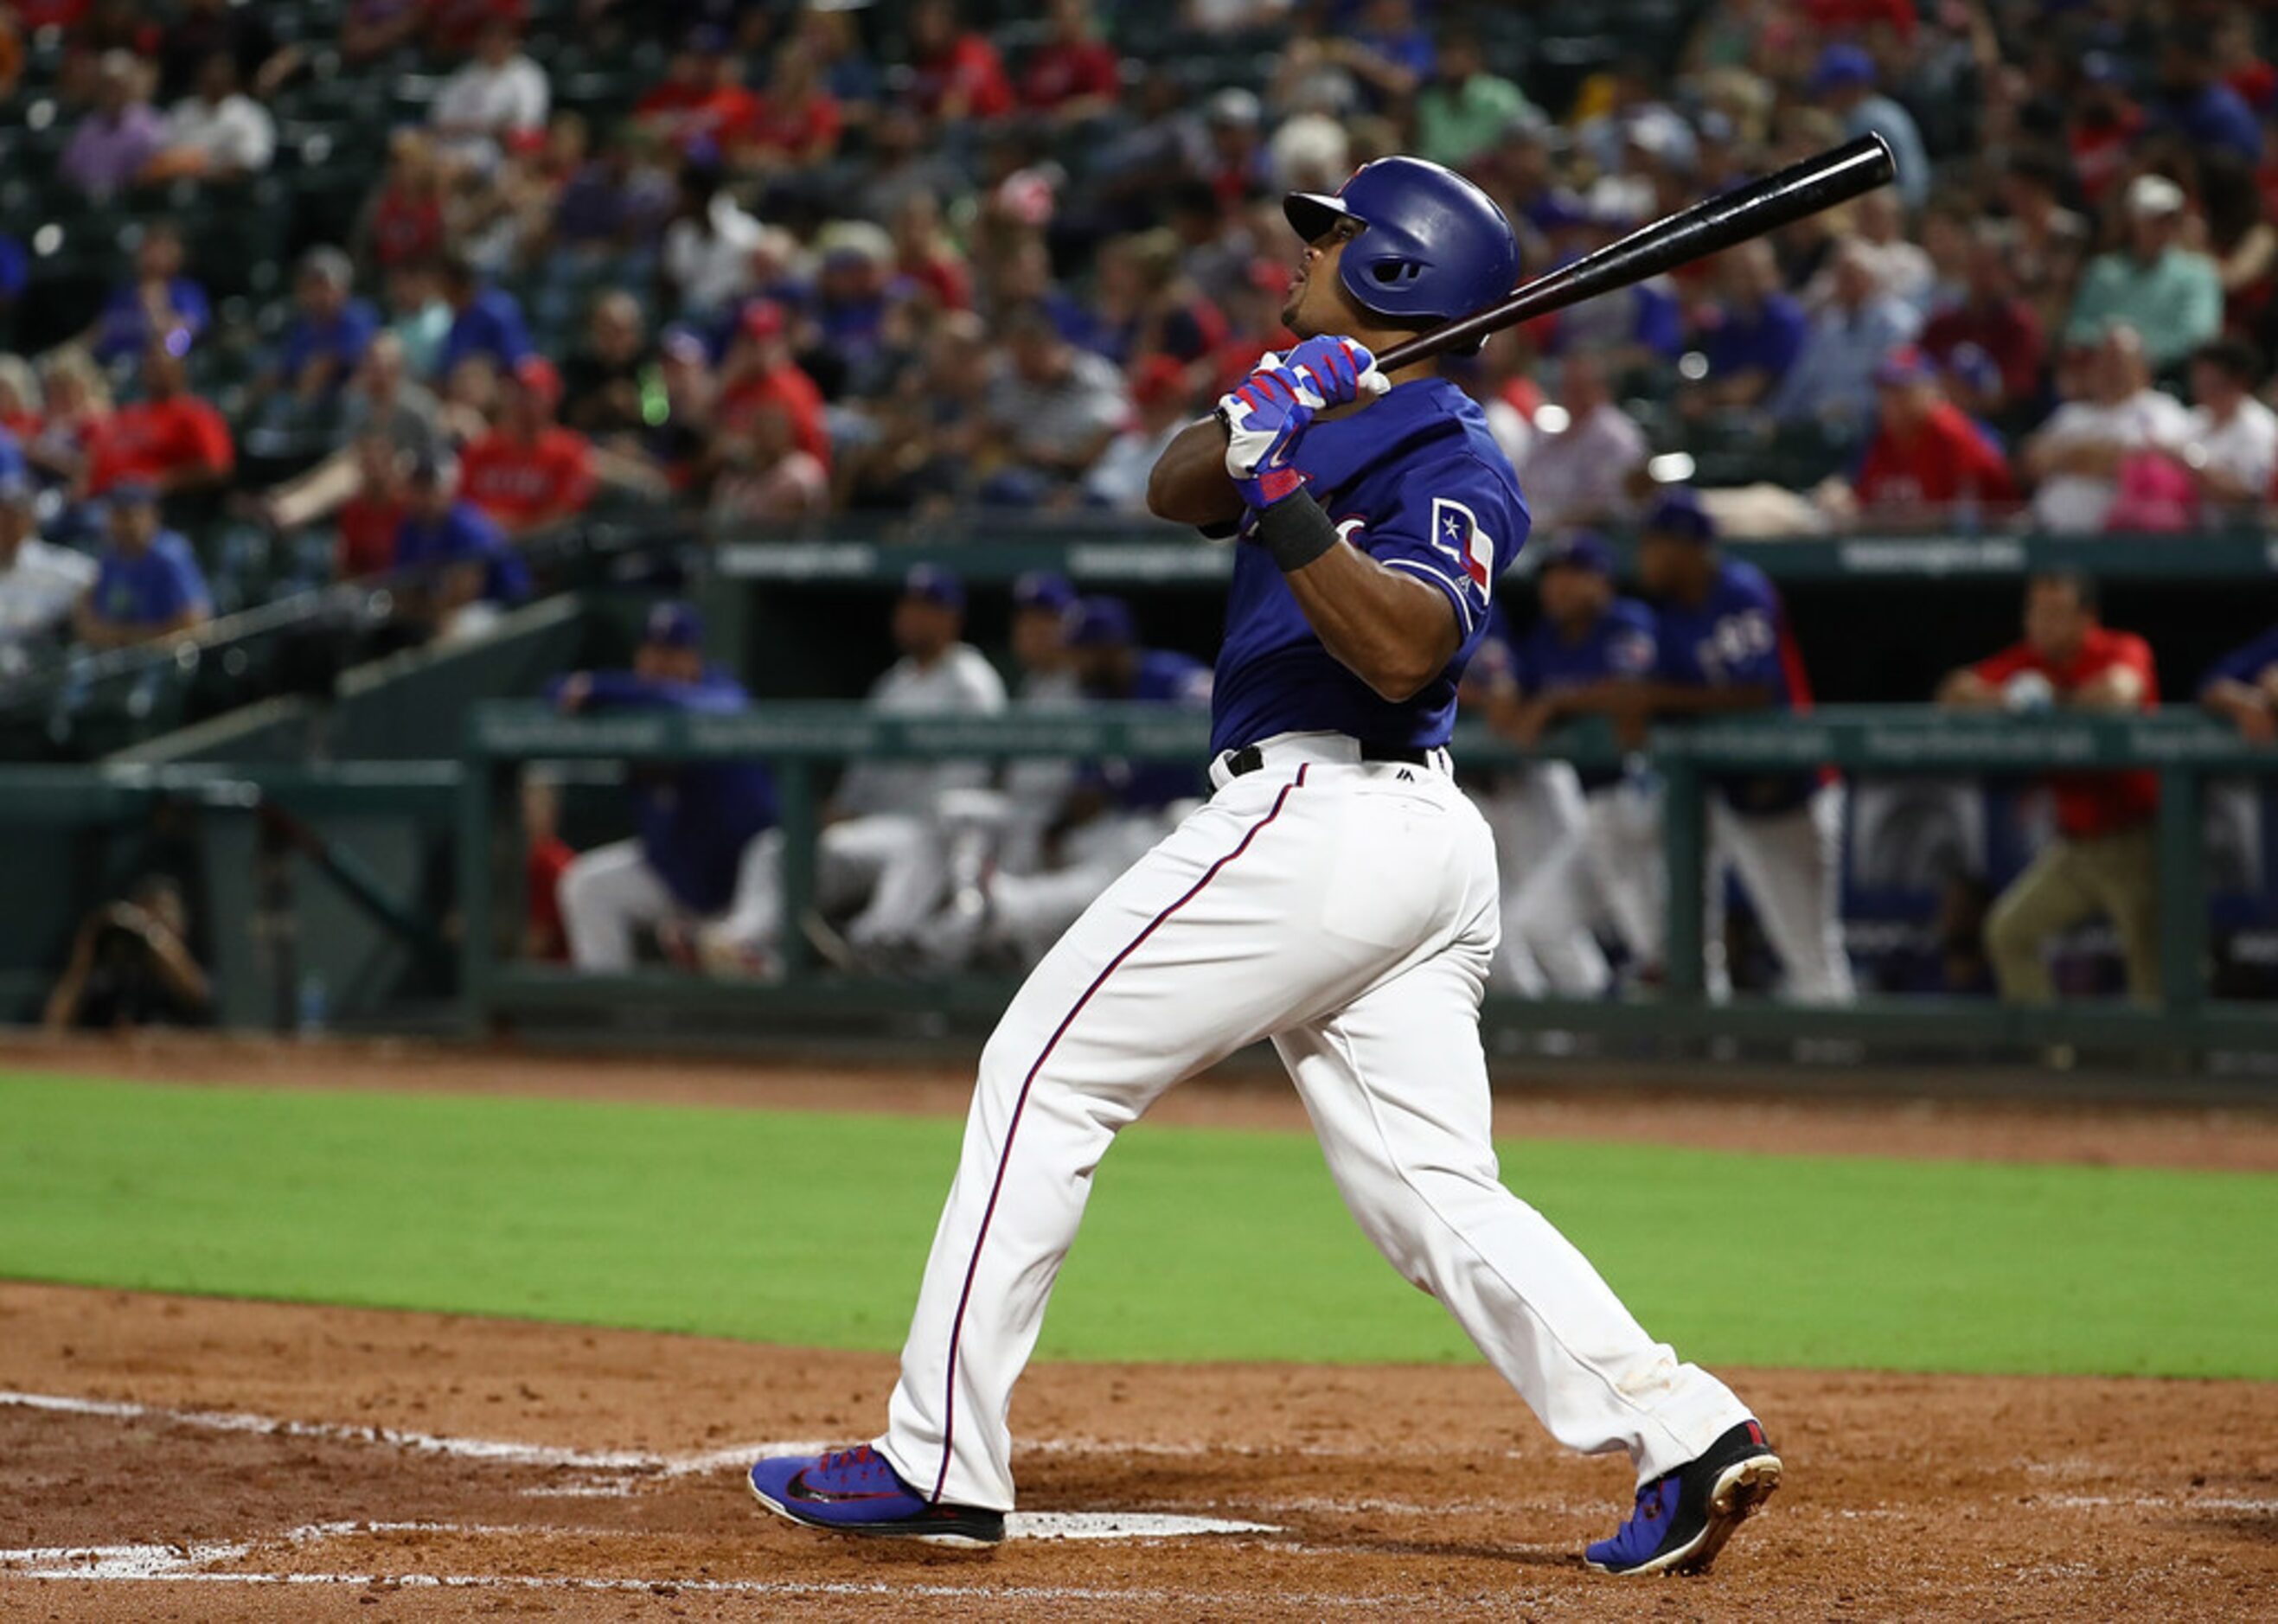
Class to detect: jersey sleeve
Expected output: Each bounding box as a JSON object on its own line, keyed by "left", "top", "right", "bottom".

{"left": 1711, "top": 571, "right": 1790, "bottom": 689}
{"left": 1360, "top": 451, "right": 1527, "bottom": 644}
{"left": 1606, "top": 604, "right": 1659, "bottom": 678}
{"left": 2203, "top": 626, "right": 2278, "bottom": 692}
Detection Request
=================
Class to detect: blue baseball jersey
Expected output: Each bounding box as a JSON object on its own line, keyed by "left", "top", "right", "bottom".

{"left": 90, "top": 531, "right": 210, "bottom": 629}
{"left": 1086, "top": 648, "right": 1213, "bottom": 809}
{"left": 1211, "top": 376, "right": 1529, "bottom": 754}
{"left": 394, "top": 502, "right": 531, "bottom": 605}
{"left": 2203, "top": 625, "right": 2278, "bottom": 692}
{"left": 548, "top": 668, "right": 780, "bottom": 915}
{"left": 1651, "top": 558, "right": 1819, "bottom": 815}
{"left": 1504, "top": 597, "right": 1658, "bottom": 790}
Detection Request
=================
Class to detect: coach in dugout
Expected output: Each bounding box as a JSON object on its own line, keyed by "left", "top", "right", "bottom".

{"left": 1937, "top": 572, "right": 2160, "bottom": 1005}
{"left": 2201, "top": 623, "right": 2278, "bottom": 744}
{"left": 551, "top": 602, "right": 784, "bottom": 978}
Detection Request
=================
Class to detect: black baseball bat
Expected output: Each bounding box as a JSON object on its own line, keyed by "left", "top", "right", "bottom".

{"left": 1372, "top": 133, "right": 1897, "bottom": 372}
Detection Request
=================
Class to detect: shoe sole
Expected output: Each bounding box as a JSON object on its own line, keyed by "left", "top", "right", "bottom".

{"left": 747, "top": 1471, "right": 1003, "bottom": 1550}
{"left": 1586, "top": 1451, "right": 1783, "bottom": 1577}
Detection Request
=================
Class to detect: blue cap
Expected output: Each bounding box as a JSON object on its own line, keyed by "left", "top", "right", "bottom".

{"left": 1808, "top": 43, "right": 1875, "bottom": 94}
{"left": 106, "top": 478, "right": 158, "bottom": 508}
{"left": 1641, "top": 487, "right": 1717, "bottom": 544}
{"left": 1872, "top": 345, "right": 1936, "bottom": 387}
{"left": 1539, "top": 529, "right": 1614, "bottom": 576}
{"left": 1940, "top": 341, "right": 2001, "bottom": 398}
{"left": 1067, "top": 596, "right": 1137, "bottom": 649}
{"left": 901, "top": 563, "right": 964, "bottom": 610}
{"left": 643, "top": 600, "right": 703, "bottom": 649}
{"left": 1012, "top": 571, "right": 1077, "bottom": 614}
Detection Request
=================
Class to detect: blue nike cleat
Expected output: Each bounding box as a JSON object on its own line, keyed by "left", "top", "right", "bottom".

{"left": 1584, "top": 1419, "right": 1782, "bottom": 1576}
{"left": 748, "top": 1446, "right": 1005, "bottom": 1549}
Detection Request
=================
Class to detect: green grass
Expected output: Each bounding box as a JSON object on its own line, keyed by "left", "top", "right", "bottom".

{"left": 0, "top": 1071, "right": 2270, "bottom": 1379}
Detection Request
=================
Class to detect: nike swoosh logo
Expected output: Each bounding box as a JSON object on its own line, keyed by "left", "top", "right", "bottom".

{"left": 789, "top": 1470, "right": 906, "bottom": 1504}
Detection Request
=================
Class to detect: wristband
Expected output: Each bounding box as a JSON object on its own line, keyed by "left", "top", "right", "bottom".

{"left": 1251, "top": 489, "right": 1340, "bottom": 573}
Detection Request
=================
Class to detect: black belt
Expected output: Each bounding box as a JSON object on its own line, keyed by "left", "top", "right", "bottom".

{"left": 1222, "top": 742, "right": 1431, "bottom": 778}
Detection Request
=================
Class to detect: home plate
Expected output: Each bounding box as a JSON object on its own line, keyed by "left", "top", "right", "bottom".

{"left": 1008, "top": 1512, "right": 1281, "bottom": 1541}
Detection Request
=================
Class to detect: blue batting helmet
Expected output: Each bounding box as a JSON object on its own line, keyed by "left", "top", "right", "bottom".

{"left": 1283, "top": 157, "right": 1520, "bottom": 328}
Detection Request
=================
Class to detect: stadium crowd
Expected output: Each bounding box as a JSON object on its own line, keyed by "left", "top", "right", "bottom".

{"left": 3, "top": 0, "right": 2278, "bottom": 1018}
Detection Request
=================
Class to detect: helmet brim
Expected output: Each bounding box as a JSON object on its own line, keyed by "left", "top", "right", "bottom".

{"left": 1283, "top": 191, "right": 1353, "bottom": 244}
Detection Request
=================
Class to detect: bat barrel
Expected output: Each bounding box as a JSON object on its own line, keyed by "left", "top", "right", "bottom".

{"left": 1373, "top": 134, "right": 1897, "bottom": 373}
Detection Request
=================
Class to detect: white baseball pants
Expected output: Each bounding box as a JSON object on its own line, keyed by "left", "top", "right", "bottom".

{"left": 819, "top": 814, "right": 947, "bottom": 949}
{"left": 1705, "top": 783, "right": 1855, "bottom": 1003}
{"left": 875, "top": 734, "right": 1751, "bottom": 1512}
{"left": 558, "top": 833, "right": 784, "bottom": 971}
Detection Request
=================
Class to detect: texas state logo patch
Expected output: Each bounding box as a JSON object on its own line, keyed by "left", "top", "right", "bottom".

{"left": 1430, "top": 497, "right": 1495, "bottom": 596}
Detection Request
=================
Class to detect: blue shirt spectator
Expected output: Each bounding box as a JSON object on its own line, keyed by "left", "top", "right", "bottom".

{"left": 435, "top": 260, "right": 534, "bottom": 379}
{"left": 80, "top": 484, "right": 212, "bottom": 649}
{"left": 1808, "top": 45, "right": 1929, "bottom": 211}
{"left": 1765, "top": 244, "right": 1922, "bottom": 437}
{"left": 394, "top": 489, "right": 530, "bottom": 606}
{"left": 273, "top": 247, "right": 380, "bottom": 398}
{"left": 91, "top": 273, "right": 212, "bottom": 366}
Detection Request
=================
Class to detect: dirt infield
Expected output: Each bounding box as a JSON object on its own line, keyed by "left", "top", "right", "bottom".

{"left": 3, "top": 1039, "right": 2277, "bottom": 1619}
{"left": 2, "top": 1284, "right": 2275, "bottom": 1621}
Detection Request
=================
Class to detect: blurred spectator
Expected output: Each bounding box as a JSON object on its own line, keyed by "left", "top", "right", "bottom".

{"left": 1846, "top": 348, "right": 2019, "bottom": 524}
{"left": 0, "top": 355, "right": 41, "bottom": 443}
{"left": 458, "top": 357, "right": 595, "bottom": 538}
{"left": 552, "top": 601, "right": 784, "bottom": 976}
{"left": 1765, "top": 240, "right": 1922, "bottom": 442}
{"left": 2064, "top": 54, "right": 2145, "bottom": 207}
{"left": 982, "top": 306, "right": 1129, "bottom": 505}
{"left": 1513, "top": 355, "right": 1647, "bottom": 529}
{"left": 389, "top": 451, "right": 529, "bottom": 643}
{"left": 1937, "top": 572, "right": 2159, "bottom": 1005}
{"left": 813, "top": 565, "right": 1008, "bottom": 962}
{"left": 716, "top": 301, "right": 830, "bottom": 470}
{"left": 384, "top": 260, "right": 454, "bottom": 380}
{"left": 1997, "top": 149, "right": 2089, "bottom": 338}
{"left": 550, "top": 125, "right": 675, "bottom": 258}
{"left": 2172, "top": 336, "right": 2278, "bottom": 519}
{"left": 1414, "top": 29, "right": 1533, "bottom": 169}
{"left": 0, "top": 10, "right": 22, "bottom": 102}
{"left": 1845, "top": 189, "right": 1934, "bottom": 314}
{"left": 335, "top": 433, "right": 406, "bottom": 579}
{"left": 84, "top": 342, "right": 234, "bottom": 501}
{"left": 2019, "top": 325, "right": 2191, "bottom": 533}
{"left": 427, "top": 0, "right": 530, "bottom": 58}
{"left": 362, "top": 131, "right": 451, "bottom": 272}
{"left": 156, "top": 0, "right": 292, "bottom": 101}
{"left": 86, "top": 223, "right": 210, "bottom": 368}
{"left": 1091, "top": 229, "right": 1226, "bottom": 368}
{"left": 2150, "top": 26, "right": 2262, "bottom": 163}
{"left": 660, "top": 163, "right": 765, "bottom": 319}
{"left": 1803, "top": 43, "right": 1929, "bottom": 211}
{"left": 643, "top": 325, "right": 719, "bottom": 492}
{"left": 0, "top": 476, "right": 98, "bottom": 674}
{"left": 890, "top": 193, "right": 974, "bottom": 313}
{"left": 341, "top": 0, "right": 426, "bottom": 67}
{"left": 140, "top": 52, "right": 276, "bottom": 185}
{"left": 2063, "top": 174, "right": 2223, "bottom": 370}
{"left": 1084, "top": 356, "right": 1194, "bottom": 512}
{"left": 256, "top": 247, "right": 380, "bottom": 414}
{"left": 908, "top": 0, "right": 1014, "bottom": 123}
{"left": 561, "top": 291, "right": 654, "bottom": 439}
{"left": 746, "top": 38, "right": 844, "bottom": 169}
{"left": 522, "top": 772, "right": 573, "bottom": 962}
{"left": 342, "top": 331, "right": 445, "bottom": 457}
{"left": 43, "top": 877, "right": 210, "bottom": 1033}
{"left": 74, "top": 482, "right": 211, "bottom": 649}
{"left": 636, "top": 28, "right": 761, "bottom": 152}
{"left": 431, "top": 17, "right": 548, "bottom": 172}
{"left": 2201, "top": 623, "right": 2278, "bottom": 744}
{"left": 25, "top": 350, "right": 113, "bottom": 495}
{"left": 61, "top": 51, "right": 164, "bottom": 200}
{"left": 854, "top": 103, "right": 969, "bottom": 225}
{"left": 1541, "top": 204, "right": 1683, "bottom": 374}
{"left": 1683, "top": 240, "right": 1806, "bottom": 418}
{"left": 809, "top": 221, "right": 899, "bottom": 393}
{"left": 1919, "top": 222, "right": 2046, "bottom": 421}
{"left": 1629, "top": 488, "right": 1853, "bottom": 1004}
{"left": 436, "top": 254, "right": 534, "bottom": 377}
{"left": 1019, "top": 0, "right": 1120, "bottom": 123}
{"left": 709, "top": 405, "right": 828, "bottom": 522}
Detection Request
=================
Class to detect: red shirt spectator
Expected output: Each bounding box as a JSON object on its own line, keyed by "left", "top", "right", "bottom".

{"left": 1856, "top": 357, "right": 2019, "bottom": 512}
{"left": 1971, "top": 629, "right": 2159, "bottom": 837}
{"left": 458, "top": 357, "right": 596, "bottom": 534}
{"left": 746, "top": 86, "right": 840, "bottom": 158}
{"left": 1020, "top": 0, "right": 1118, "bottom": 115}
{"left": 425, "top": 0, "right": 524, "bottom": 56}
{"left": 337, "top": 491, "right": 403, "bottom": 577}
{"left": 1801, "top": 0, "right": 1915, "bottom": 40}
{"left": 909, "top": 2, "right": 1013, "bottom": 121}
{"left": 636, "top": 50, "right": 763, "bottom": 150}
{"left": 717, "top": 302, "right": 830, "bottom": 469}
{"left": 85, "top": 351, "right": 234, "bottom": 497}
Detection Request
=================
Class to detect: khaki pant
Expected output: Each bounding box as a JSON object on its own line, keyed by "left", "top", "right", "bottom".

{"left": 1985, "top": 825, "right": 2160, "bottom": 1004}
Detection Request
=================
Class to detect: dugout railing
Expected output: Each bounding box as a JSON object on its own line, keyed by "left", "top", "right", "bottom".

{"left": 457, "top": 701, "right": 2278, "bottom": 1058}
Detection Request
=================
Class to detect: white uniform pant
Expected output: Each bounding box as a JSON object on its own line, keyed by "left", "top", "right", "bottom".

{"left": 1706, "top": 783, "right": 1854, "bottom": 1003}
{"left": 559, "top": 832, "right": 784, "bottom": 970}
{"left": 1477, "top": 768, "right": 1664, "bottom": 995}
{"left": 875, "top": 737, "right": 1749, "bottom": 1512}
{"left": 820, "top": 814, "right": 945, "bottom": 948}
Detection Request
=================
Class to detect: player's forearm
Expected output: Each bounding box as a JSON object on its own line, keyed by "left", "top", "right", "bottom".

{"left": 1272, "top": 507, "right": 1459, "bottom": 703}
{"left": 1936, "top": 670, "right": 2000, "bottom": 709}
{"left": 1146, "top": 419, "right": 1245, "bottom": 527}
{"left": 2202, "top": 680, "right": 2271, "bottom": 727}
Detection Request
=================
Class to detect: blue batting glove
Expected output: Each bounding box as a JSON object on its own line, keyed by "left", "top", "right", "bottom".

{"left": 1278, "top": 336, "right": 1389, "bottom": 409}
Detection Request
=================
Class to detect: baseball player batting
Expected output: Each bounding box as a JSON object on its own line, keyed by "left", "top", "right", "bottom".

{"left": 751, "top": 156, "right": 1782, "bottom": 1576}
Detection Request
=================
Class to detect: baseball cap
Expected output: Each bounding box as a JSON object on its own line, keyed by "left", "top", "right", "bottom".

{"left": 1011, "top": 571, "right": 1078, "bottom": 615}
{"left": 1808, "top": 43, "right": 1875, "bottom": 94}
{"left": 659, "top": 323, "right": 709, "bottom": 364}
{"left": 1940, "top": 341, "right": 2001, "bottom": 399}
{"left": 901, "top": 562, "right": 964, "bottom": 610}
{"left": 1872, "top": 345, "right": 1936, "bottom": 387}
{"left": 106, "top": 477, "right": 157, "bottom": 508}
{"left": 1538, "top": 529, "right": 1614, "bottom": 577}
{"left": 510, "top": 354, "right": 562, "bottom": 409}
{"left": 1130, "top": 354, "right": 1188, "bottom": 412}
{"left": 1641, "top": 486, "right": 1718, "bottom": 544}
{"left": 643, "top": 600, "right": 704, "bottom": 649}
{"left": 739, "top": 299, "right": 788, "bottom": 342}
{"left": 1067, "top": 596, "right": 1136, "bottom": 649}
{"left": 2126, "top": 173, "right": 2186, "bottom": 220}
